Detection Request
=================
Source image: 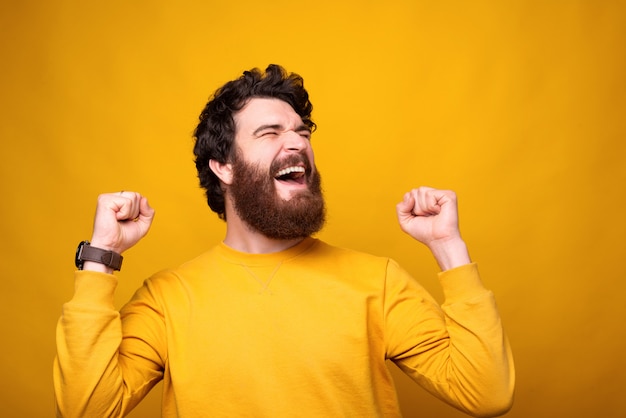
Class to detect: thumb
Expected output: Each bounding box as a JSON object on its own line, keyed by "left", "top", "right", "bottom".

{"left": 396, "top": 192, "right": 413, "bottom": 212}
{"left": 138, "top": 196, "right": 155, "bottom": 221}
{"left": 131, "top": 197, "right": 156, "bottom": 238}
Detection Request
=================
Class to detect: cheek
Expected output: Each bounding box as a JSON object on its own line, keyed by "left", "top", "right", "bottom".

{"left": 244, "top": 145, "right": 274, "bottom": 167}
{"left": 307, "top": 147, "right": 316, "bottom": 166}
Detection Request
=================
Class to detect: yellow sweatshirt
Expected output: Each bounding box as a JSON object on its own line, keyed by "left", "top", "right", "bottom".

{"left": 54, "top": 238, "right": 514, "bottom": 417}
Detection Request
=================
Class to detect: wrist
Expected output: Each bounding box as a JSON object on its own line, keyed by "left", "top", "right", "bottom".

{"left": 89, "top": 237, "right": 119, "bottom": 253}
{"left": 428, "top": 237, "right": 471, "bottom": 271}
{"left": 75, "top": 241, "right": 123, "bottom": 272}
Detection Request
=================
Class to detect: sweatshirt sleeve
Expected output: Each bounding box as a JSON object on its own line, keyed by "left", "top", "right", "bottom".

{"left": 384, "top": 261, "right": 515, "bottom": 418}
{"left": 53, "top": 271, "right": 165, "bottom": 418}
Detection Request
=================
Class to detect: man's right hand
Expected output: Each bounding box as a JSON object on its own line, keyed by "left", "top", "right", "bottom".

{"left": 88, "top": 191, "right": 155, "bottom": 258}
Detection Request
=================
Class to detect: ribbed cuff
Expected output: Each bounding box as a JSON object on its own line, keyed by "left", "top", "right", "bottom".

{"left": 438, "top": 262, "right": 487, "bottom": 303}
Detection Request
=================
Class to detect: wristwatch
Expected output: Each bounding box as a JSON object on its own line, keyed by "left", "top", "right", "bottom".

{"left": 75, "top": 240, "right": 123, "bottom": 271}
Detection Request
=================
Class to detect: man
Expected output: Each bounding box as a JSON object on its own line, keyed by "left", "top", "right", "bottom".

{"left": 54, "top": 64, "right": 514, "bottom": 417}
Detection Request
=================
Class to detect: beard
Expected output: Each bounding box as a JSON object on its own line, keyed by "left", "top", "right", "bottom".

{"left": 229, "top": 152, "right": 326, "bottom": 240}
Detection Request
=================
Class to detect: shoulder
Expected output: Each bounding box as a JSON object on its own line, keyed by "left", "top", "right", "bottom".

{"left": 307, "top": 238, "right": 386, "bottom": 260}
{"left": 305, "top": 239, "right": 401, "bottom": 275}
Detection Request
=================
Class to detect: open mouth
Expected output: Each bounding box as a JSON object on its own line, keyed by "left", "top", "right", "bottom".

{"left": 274, "top": 166, "right": 307, "bottom": 185}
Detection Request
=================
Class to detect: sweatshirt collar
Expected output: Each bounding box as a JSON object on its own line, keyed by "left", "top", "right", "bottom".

{"left": 218, "top": 237, "right": 317, "bottom": 267}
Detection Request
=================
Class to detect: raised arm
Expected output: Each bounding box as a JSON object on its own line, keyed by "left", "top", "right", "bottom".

{"left": 392, "top": 187, "right": 515, "bottom": 416}
{"left": 54, "top": 192, "right": 160, "bottom": 418}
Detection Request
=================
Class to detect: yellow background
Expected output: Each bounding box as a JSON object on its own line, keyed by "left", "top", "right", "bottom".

{"left": 1, "top": 1, "right": 625, "bottom": 417}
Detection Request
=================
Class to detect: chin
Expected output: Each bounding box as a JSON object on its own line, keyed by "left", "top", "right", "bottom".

{"left": 276, "top": 187, "right": 309, "bottom": 201}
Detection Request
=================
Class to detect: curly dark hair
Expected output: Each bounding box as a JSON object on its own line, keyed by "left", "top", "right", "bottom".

{"left": 193, "top": 64, "right": 316, "bottom": 219}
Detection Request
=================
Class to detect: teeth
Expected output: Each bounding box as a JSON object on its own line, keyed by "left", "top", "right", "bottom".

{"left": 276, "top": 166, "right": 305, "bottom": 177}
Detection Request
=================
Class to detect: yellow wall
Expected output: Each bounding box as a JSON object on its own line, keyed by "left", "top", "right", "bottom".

{"left": 1, "top": 1, "right": 625, "bottom": 417}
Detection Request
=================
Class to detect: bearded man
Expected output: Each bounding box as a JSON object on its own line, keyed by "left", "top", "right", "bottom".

{"left": 54, "top": 65, "right": 515, "bottom": 418}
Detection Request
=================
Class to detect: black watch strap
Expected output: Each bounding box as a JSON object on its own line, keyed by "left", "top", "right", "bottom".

{"left": 75, "top": 241, "right": 123, "bottom": 271}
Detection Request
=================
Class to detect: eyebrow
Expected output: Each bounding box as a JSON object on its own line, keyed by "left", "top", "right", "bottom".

{"left": 252, "top": 124, "right": 311, "bottom": 136}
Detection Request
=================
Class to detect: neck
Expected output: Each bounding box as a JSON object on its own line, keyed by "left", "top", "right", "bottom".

{"left": 224, "top": 230, "right": 305, "bottom": 254}
{"left": 223, "top": 209, "right": 306, "bottom": 254}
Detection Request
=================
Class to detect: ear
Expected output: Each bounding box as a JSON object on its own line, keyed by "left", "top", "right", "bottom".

{"left": 209, "top": 159, "right": 233, "bottom": 185}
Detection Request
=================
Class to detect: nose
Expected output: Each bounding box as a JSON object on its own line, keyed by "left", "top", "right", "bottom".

{"left": 283, "top": 130, "right": 309, "bottom": 152}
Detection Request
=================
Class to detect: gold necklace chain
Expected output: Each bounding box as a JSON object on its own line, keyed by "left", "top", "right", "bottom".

{"left": 239, "top": 261, "right": 283, "bottom": 294}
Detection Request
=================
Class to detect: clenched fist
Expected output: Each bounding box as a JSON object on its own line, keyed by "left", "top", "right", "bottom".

{"left": 396, "top": 187, "right": 470, "bottom": 270}
{"left": 89, "top": 191, "right": 155, "bottom": 255}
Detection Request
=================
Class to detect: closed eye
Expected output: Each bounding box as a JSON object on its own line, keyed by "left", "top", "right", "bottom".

{"left": 253, "top": 124, "right": 282, "bottom": 138}
{"left": 252, "top": 124, "right": 311, "bottom": 140}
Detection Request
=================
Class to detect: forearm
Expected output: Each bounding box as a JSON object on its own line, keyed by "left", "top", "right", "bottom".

{"left": 437, "top": 264, "right": 515, "bottom": 416}
{"left": 54, "top": 271, "right": 163, "bottom": 417}
{"left": 386, "top": 262, "right": 514, "bottom": 417}
{"left": 54, "top": 272, "right": 126, "bottom": 417}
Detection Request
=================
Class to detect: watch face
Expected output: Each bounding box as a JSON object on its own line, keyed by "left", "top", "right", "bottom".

{"left": 75, "top": 240, "right": 89, "bottom": 269}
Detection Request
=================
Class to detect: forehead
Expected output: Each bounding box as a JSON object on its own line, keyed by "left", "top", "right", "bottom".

{"left": 234, "top": 97, "right": 302, "bottom": 132}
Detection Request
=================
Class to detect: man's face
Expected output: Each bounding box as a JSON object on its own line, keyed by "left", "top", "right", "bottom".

{"left": 228, "top": 97, "right": 325, "bottom": 239}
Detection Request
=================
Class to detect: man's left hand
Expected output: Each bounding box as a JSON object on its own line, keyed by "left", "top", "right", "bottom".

{"left": 396, "top": 187, "right": 470, "bottom": 270}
